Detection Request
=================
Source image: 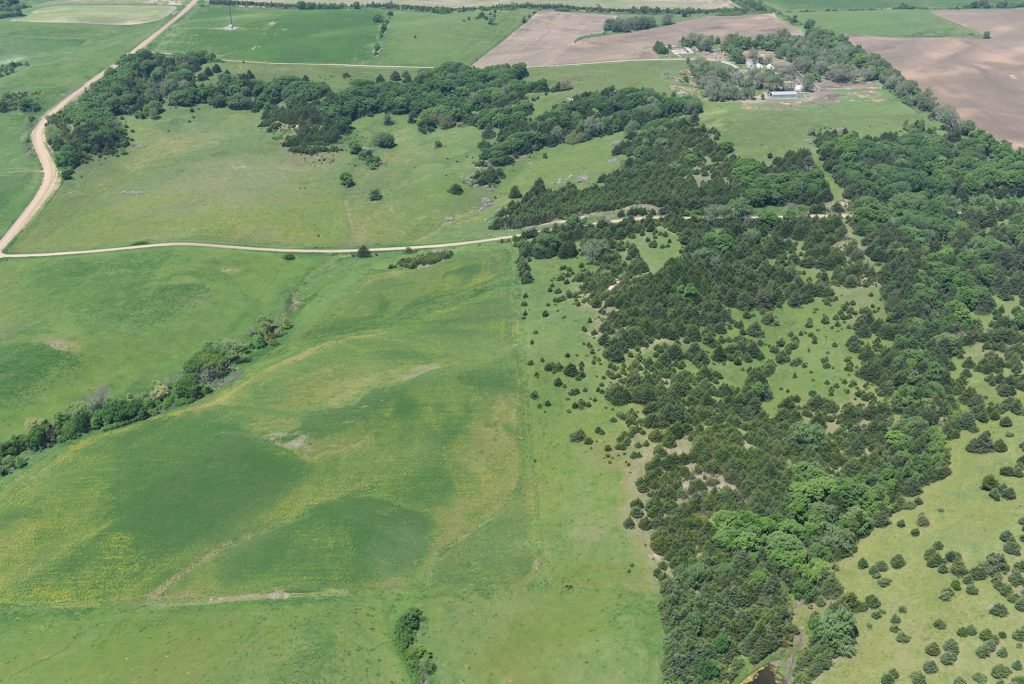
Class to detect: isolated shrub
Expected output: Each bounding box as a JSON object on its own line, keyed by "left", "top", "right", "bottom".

{"left": 339, "top": 171, "right": 355, "bottom": 188}
{"left": 373, "top": 132, "right": 396, "bottom": 149}
{"left": 992, "top": 604, "right": 1010, "bottom": 618}
{"left": 892, "top": 554, "right": 907, "bottom": 569}
{"left": 448, "top": 183, "right": 464, "bottom": 195}
{"left": 369, "top": 188, "right": 383, "bottom": 201}
{"left": 925, "top": 642, "right": 941, "bottom": 657}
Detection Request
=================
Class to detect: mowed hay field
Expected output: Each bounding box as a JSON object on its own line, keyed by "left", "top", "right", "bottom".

{"left": 475, "top": 11, "right": 796, "bottom": 67}
{"left": 0, "top": 249, "right": 310, "bottom": 436}
{"left": 153, "top": 5, "right": 524, "bottom": 66}
{"left": 855, "top": 9, "right": 1024, "bottom": 148}
{"left": 0, "top": 246, "right": 662, "bottom": 681}
{"left": 796, "top": 9, "right": 977, "bottom": 37}
{"left": 822, "top": 424, "right": 1024, "bottom": 683}
{"left": 10, "top": 107, "right": 621, "bottom": 251}
{"left": 701, "top": 83, "right": 924, "bottom": 160}
{"left": 0, "top": 18, "right": 162, "bottom": 230}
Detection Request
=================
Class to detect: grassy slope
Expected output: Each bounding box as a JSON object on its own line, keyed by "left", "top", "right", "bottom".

{"left": 0, "top": 249, "right": 313, "bottom": 436}
{"left": 766, "top": 0, "right": 963, "bottom": 10}
{"left": 0, "top": 246, "right": 661, "bottom": 682}
{"left": 10, "top": 108, "right": 619, "bottom": 251}
{"left": 701, "top": 85, "right": 924, "bottom": 161}
{"left": 0, "top": 18, "right": 158, "bottom": 230}
{"left": 16, "top": 3, "right": 175, "bottom": 24}
{"left": 797, "top": 9, "right": 978, "bottom": 37}
{"left": 823, "top": 426, "right": 1024, "bottom": 683}
{"left": 152, "top": 6, "right": 523, "bottom": 66}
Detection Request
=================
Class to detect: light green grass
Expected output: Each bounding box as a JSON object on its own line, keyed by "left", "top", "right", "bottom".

{"left": 16, "top": 3, "right": 174, "bottom": 24}
{"left": 0, "top": 18, "right": 159, "bottom": 229}
{"left": 767, "top": 0, "right": 964, "bottom": 10}
{"left": 823, "top": 424, "right": 1024, "bottom": 683}
{"left": 11, "top": 107, "right": 619, "bottom": 251}
{"left": 0, "top": 246, "right": 661, "bottom": 681}
{"left": 796, "top": 9, "right": 977, "bottom": 37}
{"left": 153, "top": 6, "right": 523, "bottom": 66}
{"left": 702, "top": 84, "right": 924, "bottom": 161}
{"left": 0, "top": 249, "right": 313, "bottom": 436}
{"left": 530, "top": 60, "right": 689, "bottom": 114}
{"left": 631, "top": 229, "right": 680, "bottom": 274}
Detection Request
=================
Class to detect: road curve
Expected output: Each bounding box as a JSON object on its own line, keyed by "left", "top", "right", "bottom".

{"left": 0, "top": 234, "right": 517, "bottom": 259}
{"left": 0, "top": 0, "right": 199, "bottom": 254}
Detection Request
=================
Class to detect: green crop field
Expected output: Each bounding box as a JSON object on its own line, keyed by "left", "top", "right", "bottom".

{"left": 701, "top": 84, "right": 925, "bottom": 160}
{"left": 9, "top": 107, "right": 619, "bottom": 251}
{"left": 0, "top": 246, "right": 661, "bottom": 681}
{"left": 16, "top": 3, "right": 175, "bottom": 24}
{"left": 152, "top": 6, "right": 524, "bottom": 66}
{"left": 796, "top": 9, "right": 977, "bottom": 37}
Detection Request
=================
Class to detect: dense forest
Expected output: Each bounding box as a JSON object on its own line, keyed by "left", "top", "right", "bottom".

{"left": 507, "top": 87, "right": 1024, "bottom": 680}
{"left": 0, "top": 0, "right": 26, "bottom": 18}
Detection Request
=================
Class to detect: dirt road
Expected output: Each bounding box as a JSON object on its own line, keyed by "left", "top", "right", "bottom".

{"left": 0, "top": 0, "right": 199, "bottom": 254}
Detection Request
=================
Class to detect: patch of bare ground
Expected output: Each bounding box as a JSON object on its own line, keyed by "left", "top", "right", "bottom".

{"left": 48, "top": 339, "right": 78, "bottom": 352}
{"left": 855, "top": 9, "right": 1024, "bottom": 147}
{"left": 475, "top": 12, "right": 797, "bottom": 67}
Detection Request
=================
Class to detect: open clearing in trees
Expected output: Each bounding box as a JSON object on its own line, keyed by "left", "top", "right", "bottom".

{"left": 474, "top": 11, "right": 796, "bottom": 67}
{"left": 855, "top": 9, "right": 1024, "bottom": 147}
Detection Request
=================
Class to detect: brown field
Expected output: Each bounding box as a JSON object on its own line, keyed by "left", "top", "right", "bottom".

{"left": 855, "top": 9, "right": 1024, "bottom": 147}
{"left": 475, "top": 11, "right": 796, "bottom": 67}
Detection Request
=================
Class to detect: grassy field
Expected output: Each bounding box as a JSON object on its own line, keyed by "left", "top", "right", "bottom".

{"left": 767, "top": 0, "right": 964, "bottom": 10}
{"left": 0, "top": 17, "right": 159, "bottom": 230}
{"left": 10, "top": 107, "right": 620, "bottom": 251}
{"left": 796, "top": 9, "right": 978, "bottom": 36}
{"left": 0, "top": 245, "right": 661, "bottom": 681}
{"left": 153, "top": 6, "right": 524, "bottom": 66}
{"left": 822, "top": 422, "right": 1024, "bottom": 683}
{"left": 16, "top": 3, "right": 175, "bottom": 24}
{"left": 0, "top": 249, "right": 312, "bottom": 436}
{"left": 702, "top": 84, "right": 925, "bottom": 160}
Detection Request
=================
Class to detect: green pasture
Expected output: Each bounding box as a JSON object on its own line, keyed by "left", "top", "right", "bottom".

{"left": 16, "top": 3, "right": 175, "bottom": 24}
{"left": 530, "top": 60, "right": 689, "bottom": 114}
{"left": 11, "top": 107, "right": 619, "bottom": 251}
{"left": 0, "top": 246, "right": 661, "bottom": 681}
{"left": 701, "top": 84, "right": 924, "bottom": 161}
{"left": 0, "top": 18, "right": 159, "bottom": 229}
{"left": 767, "top": 0, "right": 964, "bottom": 11}
{"left": 823, "top": 425, "right": 1024, "bottom": 683}
{"left": 796, "top": 9, "right": 978, "bottom": 36}
{"left": 0, "top": 249, "right": 311, "bottom": 436}
{"left": 152, "top": 5, "right": 523, "bottom": 66}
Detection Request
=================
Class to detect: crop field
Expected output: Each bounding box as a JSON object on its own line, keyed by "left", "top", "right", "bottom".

{"left": 475, "top": 11, "right": 796, "bottom": 67}
{"left": 16, "top": 3, "right": 175, "bottom": 24}
{"left": 701, "top": 83, "right": 924, "bottom": 160}
{"left": 856, "top": 9, "right": 1024, "bottom": 147}
{"left": 796, "top": 9, "right": 977, "bottom": 37}
{"left": 153, "top": 6, "right": 524, "bottom": 66}
{"left": 0, "top": 249, "right": 310, "bottom": 436}
{"left": 9, "top": 107, "right": 619, "bottom": 251}
{"left": 0, "top": 246, "right": 661, "bottom": 681}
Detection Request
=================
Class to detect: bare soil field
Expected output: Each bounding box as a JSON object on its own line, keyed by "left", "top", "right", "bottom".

{"left": 475, "top": 11, "right": 795, "bottom": 67}
{"left": 855, "top": 9, "right": 1024, "bottom": 146}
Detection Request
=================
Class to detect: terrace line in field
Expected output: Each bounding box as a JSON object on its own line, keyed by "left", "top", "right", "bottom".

{"left": 475, "top": 11, "right": 797, "bottom": 68}
{"left": 854, "top": 8, "right": 1024, "bottom": 147}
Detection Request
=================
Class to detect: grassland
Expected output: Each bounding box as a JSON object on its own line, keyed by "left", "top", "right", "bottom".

{"left": 0, "top": 249, "right": 312, "bottom": 436}
{"left": 701, "top": 84, "right": 925, "bottom": 160}
{"left": 0, "top": 245, "right": 661, "bottom": 681}
{"left": 766, "top": 0, "right": 964, "bottom": 10}
{"left": 153, "top": 6, "right": 524, "bottom": 66}
{"left": 0, "top": 17, "right": 159, "bottom": 230}
{"left": 16, "top": 3, "right": 175, "bottom": 24}
{"left": 10, "top": 107, "right": 620, "bottom": 251}
{"left": 822, "top": 422, "right": 1024, "bottom": 683}
{"left": 796, "top": 9, "right": 978, "bottom": 37}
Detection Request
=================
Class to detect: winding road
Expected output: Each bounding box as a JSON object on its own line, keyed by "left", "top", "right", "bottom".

{"left": 0, "top": 0, "right": 526, "bottom": 260}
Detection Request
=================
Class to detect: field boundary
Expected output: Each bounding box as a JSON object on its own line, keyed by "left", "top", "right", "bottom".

{"left": 0, "top": 0, "right": 200, "bottom": 255}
